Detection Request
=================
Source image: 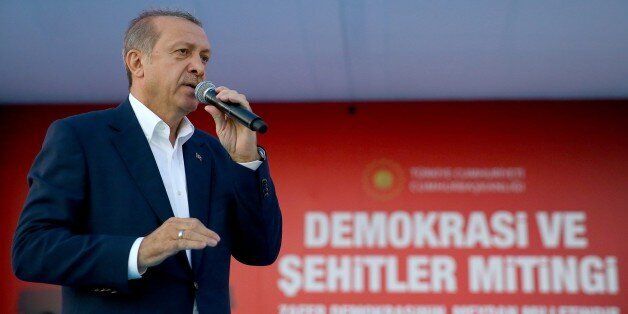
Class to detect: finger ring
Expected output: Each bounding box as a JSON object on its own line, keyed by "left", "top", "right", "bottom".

{"left": 177, "top": 230, "right": 184, "bottom": 239}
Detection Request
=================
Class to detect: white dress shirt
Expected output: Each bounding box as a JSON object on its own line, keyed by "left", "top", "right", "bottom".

{"left": 126, "top": 93, "right": 261, "bottom": 280}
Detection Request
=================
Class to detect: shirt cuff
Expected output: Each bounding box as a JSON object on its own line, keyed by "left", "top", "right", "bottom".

{"left": 238, "top": 160, "right": 262, "bottom": 171}
{"left": 128, "top": 237, "right": 144, "bottom": 280}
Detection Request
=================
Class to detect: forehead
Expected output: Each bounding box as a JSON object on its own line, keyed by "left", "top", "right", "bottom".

{"left": 152, "top": 16, "right": 210, "bottom": 50}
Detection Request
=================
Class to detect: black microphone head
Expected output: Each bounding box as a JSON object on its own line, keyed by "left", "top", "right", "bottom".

{"left": 252, "top": 119, "right": 268, "bottom": 134}
{"left": 195, "top": 81, "right": 216, "bottom": 103}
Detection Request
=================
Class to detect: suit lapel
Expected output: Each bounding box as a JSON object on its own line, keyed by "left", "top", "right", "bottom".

{"left": 109, "top": 101, "right": 175, "bottom": 224}
{"left": 183, "top": 136, "right": 213, "bottom": 274}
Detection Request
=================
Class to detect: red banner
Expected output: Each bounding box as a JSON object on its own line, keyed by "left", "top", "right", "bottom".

{"left": 1, "top": 101, "right": 626, "bottom": 313}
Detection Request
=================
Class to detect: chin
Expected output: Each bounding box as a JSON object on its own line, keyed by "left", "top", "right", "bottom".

{"left": 182, "top": 102, "right": 199, "bottom": 114}
{"left": 177, "top": 97, "right": 199, "bottom": 114}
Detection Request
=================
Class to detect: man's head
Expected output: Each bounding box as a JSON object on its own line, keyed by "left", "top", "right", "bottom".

{"left": 123, "top": 9, "right": 210, "bottom": 114}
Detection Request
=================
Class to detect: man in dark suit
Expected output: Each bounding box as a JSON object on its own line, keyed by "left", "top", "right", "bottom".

{"left": 12, "top": 9, "right": 282, "bottom": 313}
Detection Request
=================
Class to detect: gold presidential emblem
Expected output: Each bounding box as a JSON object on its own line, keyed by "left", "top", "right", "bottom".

{"left": 362, "top": 159, "right": 406, "bottom": 201}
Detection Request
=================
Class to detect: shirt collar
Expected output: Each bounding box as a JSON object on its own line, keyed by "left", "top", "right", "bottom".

{"left": 128, "top": 93, "right": 195, "bottom": 144}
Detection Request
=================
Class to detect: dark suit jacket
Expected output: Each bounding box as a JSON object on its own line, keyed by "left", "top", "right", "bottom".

{"left": 12, "top": 100, "right": 282, "bottom": 313}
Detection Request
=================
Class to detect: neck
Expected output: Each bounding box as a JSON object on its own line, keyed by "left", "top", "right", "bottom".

{"left": 130, "top": 86, "right": 184, "bottom": 145}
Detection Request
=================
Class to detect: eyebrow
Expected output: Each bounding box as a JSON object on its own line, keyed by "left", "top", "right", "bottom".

{"left": 169, "top": 41, "right": 211, "bottom": 54}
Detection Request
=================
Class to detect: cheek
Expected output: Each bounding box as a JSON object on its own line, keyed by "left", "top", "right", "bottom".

{"left": 145, "top": 74, "right": 162, "bottom": 93}
{"left": 164, "top": 65, "right": 183, "bottom": 83}
{"left": 147, "top": 59, "right": 187, "bottom": 93}
{"left": 150, "top": 69, "right": 174, "bottom": 91}
{"left": 143, "top": 64, "right": 160, "bottom": 85}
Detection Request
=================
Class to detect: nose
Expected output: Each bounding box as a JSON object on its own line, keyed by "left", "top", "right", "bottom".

{"left": 188, "top": 54, "right": 205, "bottom": 78}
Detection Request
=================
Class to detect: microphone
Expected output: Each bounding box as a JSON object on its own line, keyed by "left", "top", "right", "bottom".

{"left": 195, "top": 81, "right": 268, "bottom": 134}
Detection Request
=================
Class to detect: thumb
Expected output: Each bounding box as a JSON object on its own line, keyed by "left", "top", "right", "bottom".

{"left": 204, "top": 105, "right": 226, "bottom": 131}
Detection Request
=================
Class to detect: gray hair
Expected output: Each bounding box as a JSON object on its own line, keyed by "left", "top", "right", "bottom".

{"left": 123, "top": 9, "right": 202, "bottom": 88}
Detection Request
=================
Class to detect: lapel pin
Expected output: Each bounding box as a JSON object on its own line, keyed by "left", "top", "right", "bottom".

{"left": 195, "top": 152, "right": 203, "bottom": 162}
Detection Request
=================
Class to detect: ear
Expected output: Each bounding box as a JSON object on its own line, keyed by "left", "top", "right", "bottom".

{"left": 125, "top": 49, "right": 145, "bottom": 80}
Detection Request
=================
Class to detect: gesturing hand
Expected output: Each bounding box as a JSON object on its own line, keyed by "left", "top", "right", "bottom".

{"left": 137, "top": 217, "right": 220, "bottom": 272}
{"left": 203, "top": 86, "right": 260, "bottom": 163}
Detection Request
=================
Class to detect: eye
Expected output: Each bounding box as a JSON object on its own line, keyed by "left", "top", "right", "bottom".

{"left": 176, "top": 48, "right": 189, "bottom": 56}
{"left": 201, "top": 56, "right": 209, "bottom": 63}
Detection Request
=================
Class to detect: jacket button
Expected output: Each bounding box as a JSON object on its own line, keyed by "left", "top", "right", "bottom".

{"left": 193, "top": 282, "right": 199, "bottom": 290}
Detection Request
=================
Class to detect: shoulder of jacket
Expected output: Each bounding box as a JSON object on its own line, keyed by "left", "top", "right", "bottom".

{"left": 53, "top": 106, "right": 116, "bottom": 131}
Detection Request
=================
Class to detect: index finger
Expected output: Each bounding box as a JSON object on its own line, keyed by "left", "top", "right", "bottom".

{"left": 176, "top": 218, "right": 221, "bottom": 242}
{"left": 191, "top": 223, "right": 221, "bottom": 242}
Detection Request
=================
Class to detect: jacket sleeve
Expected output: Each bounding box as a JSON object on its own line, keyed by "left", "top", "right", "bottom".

{"left": 228, "top": 155, "right": 282, "bottom": 266}
{"left": 12, "top": 119, "right": 136, "bottom": 292}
